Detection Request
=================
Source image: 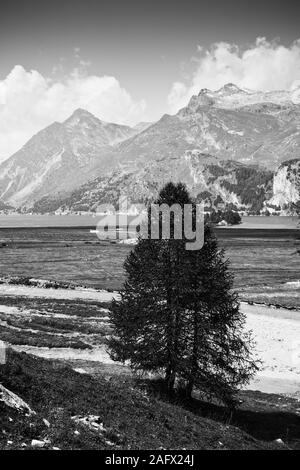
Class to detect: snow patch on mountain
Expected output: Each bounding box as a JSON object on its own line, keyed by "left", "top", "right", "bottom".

{"left": 188, "top": 83, "right": 300, "bottom": 111}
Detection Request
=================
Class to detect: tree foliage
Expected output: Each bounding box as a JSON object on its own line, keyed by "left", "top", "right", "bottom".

{"left": 205, "top": 209, "right": 241, "bottom": 225}
{"left": 108, "top": 182, "right": 257, "bottom": 407}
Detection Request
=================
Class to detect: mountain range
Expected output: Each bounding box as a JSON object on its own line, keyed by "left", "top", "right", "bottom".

{"left": 0, "top": 84, "right": 299, "bottom": 214}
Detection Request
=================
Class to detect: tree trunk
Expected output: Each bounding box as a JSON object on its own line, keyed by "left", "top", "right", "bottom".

{"left": 165, "top": 365, "right": 175, "bottom": 393}
{"left": 186, "top": 309, "right": 198, "bottom": 398}
{"left": 185, "top": 380, "right": 193, "bottom": 399}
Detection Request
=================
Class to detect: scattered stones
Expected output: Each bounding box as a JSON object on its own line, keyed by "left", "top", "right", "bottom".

{"left": 74, "top": 368, "right": 88, "bottom": 375}
{"left": 31, "top": 439, "right": 47, "bottom": 448}
{"left": 71, "top": 415, "right": 106, "bottom": 433}
{"left": 105, "top": 440, "right": 115, "bottom": 446}
{"left": 274, "top": 438, "right": 285, "bottom": 445}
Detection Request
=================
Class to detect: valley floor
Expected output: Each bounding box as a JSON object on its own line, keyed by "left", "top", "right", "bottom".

{"left": 0, "top": 283, "right": 299, "bottom": 396}
{"left": 0, "top": 282, "right": 300, "bottom": 450}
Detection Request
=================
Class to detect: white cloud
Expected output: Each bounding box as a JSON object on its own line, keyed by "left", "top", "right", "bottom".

{"left": 0, "top": 65, "right": 146, "bottom": 161}
{"left": 168, "top": 37, "right": 300, "bottom": 113}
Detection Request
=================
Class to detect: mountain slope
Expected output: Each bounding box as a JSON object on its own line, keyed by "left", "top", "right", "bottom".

{"left": 31, "top": 152, "right": 274, "bottom": 214}
{"left": 117, "top": 86, "right": 300, "bottom": 170}
{"left": 1, "top": 84, "right": 300, "bottom": 210}
{"left": 0, "top": 109, "right": 137, "bottom": 206}
{"left": 0, "top": 348, "right": 278, "bottom": 450}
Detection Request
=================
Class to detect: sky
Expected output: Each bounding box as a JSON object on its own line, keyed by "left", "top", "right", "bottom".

{"left": 0, "top": 0, "right": 300, "bottom": 160}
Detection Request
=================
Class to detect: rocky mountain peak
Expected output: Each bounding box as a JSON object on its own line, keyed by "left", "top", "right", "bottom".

{"left": 217, "top": 83, "right": 245, "bottom": 94}
{"left": 186, "top": 93, "right": 214, "bottom": 111}
{"left": 64, "top": 108, "right": 102, "bottom": 128}
{"left": 185, "top": 83, "right": 247, "bottom": 112}
{"left": 198, "top": 88, "right": 212, "bottom": 95}
{"left": 0, "top": 108, "right": 137, "bottom": 205}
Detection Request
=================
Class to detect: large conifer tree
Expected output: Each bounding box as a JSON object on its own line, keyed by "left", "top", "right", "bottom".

{"left": 108, "top": 182, "right": 257, "bottom": 405}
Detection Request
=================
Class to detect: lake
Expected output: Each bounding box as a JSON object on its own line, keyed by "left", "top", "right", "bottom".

{"left": 0, "top": 217, "right": 299, "bottom": 308}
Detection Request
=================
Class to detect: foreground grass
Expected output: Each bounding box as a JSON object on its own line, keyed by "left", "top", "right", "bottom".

{"left": 0, "top": 349, "right": 277, "bottom": 450}
{"left": 1, "top": 314, "right": 111, "bottom": 336}
{"left": 0, "top": 295, "right": 110, "bottom": 317}
{"left": 0, "top": 325, "right": 92, "bottom": 349}
{"left": 0, "top": 296, "right": 111, "bottom": 349}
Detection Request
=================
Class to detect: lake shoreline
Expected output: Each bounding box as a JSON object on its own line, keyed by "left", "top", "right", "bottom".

{"left": 0, "top": 214, "right": 299, "bottom": 230}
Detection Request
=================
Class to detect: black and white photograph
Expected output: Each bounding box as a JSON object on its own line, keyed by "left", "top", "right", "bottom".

{"left": 0, "top": 0, "right": 299, "bottom": 456}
